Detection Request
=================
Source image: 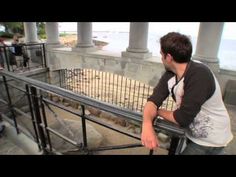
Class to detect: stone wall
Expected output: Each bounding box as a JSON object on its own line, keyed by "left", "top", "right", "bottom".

{"left": 46, "top": 48, "right": 236, "bottom": 105}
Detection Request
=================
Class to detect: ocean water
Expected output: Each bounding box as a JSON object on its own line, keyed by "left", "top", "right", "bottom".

{"left": 92, "top": 31, "right": 236, "bottom": 71}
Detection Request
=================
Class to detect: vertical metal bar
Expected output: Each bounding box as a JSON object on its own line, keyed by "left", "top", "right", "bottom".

{"left": 168, "top": 137, "right": 180, "bottom": 155}
{"left": 116, "top": 74, "right": 119, "bottom": 105}
{"left": 132, "top": 80, "right": 136, "bottom": 111}
{"left": 59, "top": 70, "right": 62, "bottom": 88}
{"left": 104, "top": 72, "right": 106, "bottom": 102}
{"left": 98, "top": 71, "right": 100, "bottom": 100}
{"left": 94, "top": 70, "right": 97, "bottom": 99}
{"left": 88, "top": 69, "right": 91, "bottom": 97}
{"left": 39, "top": 45, "right": 44, "bottom": 68}
{"left": 3, "top": 47, "right": 10, "bottom": 71}
{"left": 84, "top": 69, "right": 86, "bottom": 95}
{"left": 141, "top": 84, "right": 146, "bottom": 112}
{"left": 79, "top": 69, "right": 81, "bottom": 94}
{"left": 127, "top": 79, "right": 132, "bottom": 109}
{"left": 119, "top": 75, "right": 123, "bottom": 107}
{"left": 63, "top": 69, "right": 66, "bottom": 89}
{"left": 149, "top": 149, "right": 153, "bottom": 155}
{"left": 2, "top": 76, "right": 19, "bottom": 134}
{"left": 124, "top": 77, "right": 127, "bottom": 109}
{"left": 30, "top": 86, "right": 47, "bottom": 154}
{"left": 25, "top": 84, "right": 41, "bottom": 150}
{"left": 108, "top": 72, "right": 111, "bottom": 103}
{"left": 99, "top": 71, "right": 102, "bottom": 100}
{"left": 136, "top": 82, "right": 141, "bottom": 112}
{"left": 86, "top": 69, "right": 88, "bottom": 96}
{"left": 112, "top": 73, "right": 115, "bottom": 104}
{"left": 174, "top": 137, "right": 185, "bottom": 155}
{"left": 81, "top": 105, "right": 87, "bottom": 147}
{"left": 42, "top": 43, "right": 47, "bottom": 68}
{"left": 147, "top": 86, "right": 151, "bottom": 98}
{"left": 65, "top": 69, "right": 68, "bottom": 90}
{"left": 91, "top": 69, "right": 94, "bottom": 98}
{"left": 40, "top": 95, "right": 52, "bottom": 152}
{"left": 101, "top": 71, "right": 105, "bottom": 101}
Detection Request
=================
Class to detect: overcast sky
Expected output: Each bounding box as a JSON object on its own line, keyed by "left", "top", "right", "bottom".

{"left": 58, "top": 22, "right": 236, "bottom": 40}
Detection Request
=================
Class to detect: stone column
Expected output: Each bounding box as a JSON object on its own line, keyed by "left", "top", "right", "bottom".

{"left": 23, "top": 22, "right": 38, "bottom": 43}
{"left": 73, "top": 22, "right": 96, "bottom": 52}
{"left": 45, "top": 22, "right": 61, "bottom": 47}
{"left": 122, "top": 22, "right": 152, "bottom": 59}
{"left": 23, "top": 22, "right": 40, "bottom": 64}
{"left": 192, "top": 22, "right": 224, "bottom": 72}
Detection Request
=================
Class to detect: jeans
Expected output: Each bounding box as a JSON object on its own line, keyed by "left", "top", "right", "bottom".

{"left": 181, "top": 139, "right": 225, "bottom": 155}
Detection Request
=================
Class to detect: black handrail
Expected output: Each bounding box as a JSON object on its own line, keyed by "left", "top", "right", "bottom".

{"left": 0, "top": 70, "right": 185, "bottom": 155}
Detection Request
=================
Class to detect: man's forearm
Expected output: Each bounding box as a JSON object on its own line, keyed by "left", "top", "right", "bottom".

{"left": 143, "top": 101, "right": 158, "bottom": 125}
{"left": 157, "top": 109, "right": 178, "bottom": 125}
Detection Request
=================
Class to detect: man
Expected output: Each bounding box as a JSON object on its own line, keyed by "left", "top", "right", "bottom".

{"left": 141, "top": 32, "right": 233, "bottom": 155}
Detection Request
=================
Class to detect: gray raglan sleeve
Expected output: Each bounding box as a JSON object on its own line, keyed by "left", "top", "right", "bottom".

{"left": 173, "top": 68, "right": 216, "bottom": 128}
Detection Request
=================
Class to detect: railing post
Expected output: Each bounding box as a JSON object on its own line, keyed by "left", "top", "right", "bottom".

{"left": 3, "top": 46, "right": 10, "bottom": 71}
{"left": 42, "top": 43, "right": 47, "bottom": 68}
{"left": 81, "top": 105, "right": 87, "bottom": 148}
{"left": 25, "top": 84, "right": 41, "bottom": 150}
{"left": 2, "top": 75, "right": 19, "bottom": 134}
{"left": 30, "top": 86, "right": 48, "bottom": 154}
{"left": 168, "top": 136, "right": 181, "bottom": 155}
{"left": 40, "top": 95, "right": 53, "bottom": 152}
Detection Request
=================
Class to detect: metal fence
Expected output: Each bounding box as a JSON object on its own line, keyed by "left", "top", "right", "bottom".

{"left": 0, "top": 70, "right": 185, "bottom": 155}
{"left": 59, "top": 68, "right": 175, "bottom": 113}
{"left": 0, "top": 43, "right": 46, "bottom": 72}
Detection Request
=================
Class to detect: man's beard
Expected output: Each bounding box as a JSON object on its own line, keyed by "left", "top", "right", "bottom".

{"left": 164, "top": 64, "right": 171, "bottom": 72}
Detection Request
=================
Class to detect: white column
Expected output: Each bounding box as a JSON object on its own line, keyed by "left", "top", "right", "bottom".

{"left": 122, "top": 22, "right": 152, "bottom": 59}
{"left": 45, "top": 22, "right": 60, "bottom": 45}
{"left": 23, "top": 22, "right": 38, "bottom": 43}
{"left": 192, "top": 22, "right": 224, "bottom": 72}
{"left": 73, "top": 22, "right": 96, "bottom": 52}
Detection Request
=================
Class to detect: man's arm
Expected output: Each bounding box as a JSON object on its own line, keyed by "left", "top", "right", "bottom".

{"left": 141, "top": 101, "right": 160, "bottom": 149}
{"left": 157, "top": 109, "right": 179, "bottom": 125}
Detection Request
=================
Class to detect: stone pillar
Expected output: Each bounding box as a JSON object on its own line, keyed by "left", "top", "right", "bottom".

{"left": 73, "top": 22, "right": 96, "bottom": 52}
{"left": 23, "top": 22, "right": 40, "bottom": 64}
{"left": 45, "top": 22, "right": 61, "bottom": 47}
{"left": 23, "top": 22, "right": 38, "bottom": 43}
{"left": 192, "top": 22, "right": 224, "bottom": 73}
{"left": 122, "top": 22, "right": 152, "bottom": 59}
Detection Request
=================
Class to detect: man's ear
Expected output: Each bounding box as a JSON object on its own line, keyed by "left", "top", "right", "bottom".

{"left": 166, "top": 53, "right": 173, "bottom": 63}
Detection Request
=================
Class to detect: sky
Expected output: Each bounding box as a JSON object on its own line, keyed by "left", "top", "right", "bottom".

{"left": 58, "top": 22, "right": 236, "bottom": 40}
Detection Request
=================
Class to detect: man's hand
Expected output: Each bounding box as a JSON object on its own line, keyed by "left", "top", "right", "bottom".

{"left": 141, "top": 101, "right": 160, "bottom": 150}
{"left": 141, "top": 122, "right": 159, "bottom": 150}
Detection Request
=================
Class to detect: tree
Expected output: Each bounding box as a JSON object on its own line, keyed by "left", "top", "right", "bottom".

{"left": 37, "top": 22, "right": 46, "bottom": 39}
{"left": 0, "top": 22, "right": 24, "bottom": 34}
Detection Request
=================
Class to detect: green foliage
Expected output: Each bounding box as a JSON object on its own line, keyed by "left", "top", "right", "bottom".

{"left": 37, "top": 22, "right": 46, "bottom": 39}
{"left": 0, "top": 22, "right": 24, "bottom": 34}
{"left": 0, "top": 31, "right": 14, "bottom": 38}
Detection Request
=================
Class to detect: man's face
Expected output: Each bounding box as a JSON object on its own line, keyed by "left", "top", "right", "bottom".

{"left": 160, "top": 50, "right": 171, "bottom": 71}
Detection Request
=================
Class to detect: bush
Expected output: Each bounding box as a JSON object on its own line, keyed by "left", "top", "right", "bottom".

{"left": 39, "top": 33, "right": 46, "bottom": 39}
{"left": 0, "top": 32, "right": 14, "bottom": 38}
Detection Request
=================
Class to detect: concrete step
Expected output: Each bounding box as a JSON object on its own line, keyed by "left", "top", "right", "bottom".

{"left": 0, "top": 121, "right": 42, "bottom": 155}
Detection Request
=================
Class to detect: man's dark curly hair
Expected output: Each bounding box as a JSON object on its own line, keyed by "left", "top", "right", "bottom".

{"left": 160, "top": 32, "right": 192, "bottom": 63}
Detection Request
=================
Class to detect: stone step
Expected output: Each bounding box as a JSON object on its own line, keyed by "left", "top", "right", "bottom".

{"left": 0, "top": 121, "right": 42, "bottom": 155}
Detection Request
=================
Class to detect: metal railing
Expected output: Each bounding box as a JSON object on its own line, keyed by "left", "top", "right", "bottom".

{"left": 0, "top": 70, "right": 185, "bottom": 155}
{"left": 59, "top": 68, "right": 175, "bottom": 113}
{"left": 0, "top": 43, "right": 47, "bottom": 72}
